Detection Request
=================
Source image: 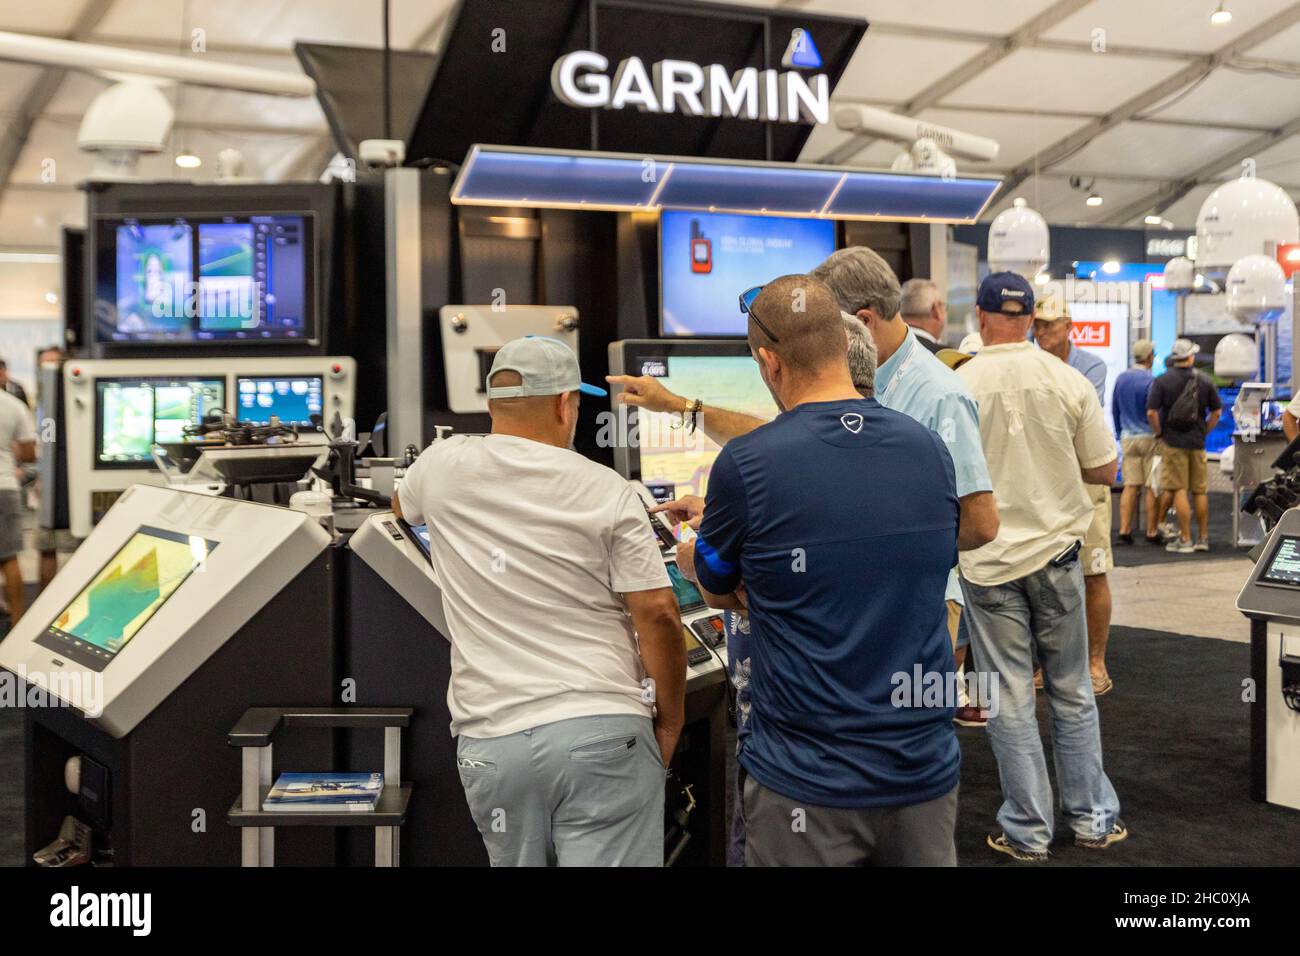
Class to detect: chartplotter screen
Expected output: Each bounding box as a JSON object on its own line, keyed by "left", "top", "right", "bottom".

{"left": 633, "top": 354, "right": 777, "bottom": 500}
{"left": 36, "top": 526, "right": 217, "bottom": 671}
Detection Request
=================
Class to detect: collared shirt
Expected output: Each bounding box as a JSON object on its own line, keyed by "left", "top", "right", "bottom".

{"left": 909, "top": 325, "right": 943, "bottom": 354}
{"left": 1112, "top": 365, "right": 1155, "bottom": 438}
{"left": 694, "top": 398, "right": 960, "bottom": 808}
{"left": 876, "top": 327, "right": 993, "bottom": 603}
{"left": 1067, "top": 344, "right": 1107, "bottom": 404}
{"left": 957, "top": 341, "right": 1116, "bottom": 587}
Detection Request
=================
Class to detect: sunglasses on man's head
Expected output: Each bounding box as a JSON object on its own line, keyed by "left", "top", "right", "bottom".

{"left": 739, "top": 285, "right": 781, "bottom": 344}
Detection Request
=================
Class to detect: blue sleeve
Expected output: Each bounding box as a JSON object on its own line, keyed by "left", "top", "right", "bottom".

{"left": 935, "top": 391, "right": 991, "bottom": 498}
{"left": 1112, "top": 379, "right": 1122, "bottom": 437}
{"left": 1087, "top": 361, "right": 1106, "bottom": 404}
{"left": 693, "top": 445, "right": 748, "bottom": 596}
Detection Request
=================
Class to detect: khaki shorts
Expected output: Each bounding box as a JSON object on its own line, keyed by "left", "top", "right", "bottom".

{"left": 35, "top": 527, "right": 78, "bottom": 554}
{"left": 1120, "top": 435, "right": 1156, "bottom": 488}
{"left": 1083, "top": 483, "right": 1113, "bottom": 576}
{"left": 945, "top": 599, "right": 962, "bottom": 651}
{"left": 1158, "top": 444, "right": 1208, "bottom": 495}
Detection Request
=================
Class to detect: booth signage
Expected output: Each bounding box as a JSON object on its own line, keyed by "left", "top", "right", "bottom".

{"left": 550, "top": 50, "right": 830, "bottom": 125}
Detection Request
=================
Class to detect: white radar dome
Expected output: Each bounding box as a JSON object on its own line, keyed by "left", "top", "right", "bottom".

{"left": 1196, "top": 177, "right": 1299, "bottom": 271}
{"left": 988, "top": 198, "right": 1049, "bottom": 281}
{"left": 1214, "top": 332, "right": 1259, "bottom": 380}
{"left": 1163, "top": 255, "right": 1195, "bottom": 292}
{"left": 1226, "top": 254, "right": 1287, "bottom": 323}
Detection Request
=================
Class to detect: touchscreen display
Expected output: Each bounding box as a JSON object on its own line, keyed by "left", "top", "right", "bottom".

{"left": 666, "top": 562, "right": 705, "bottom": 612}
{"left": 1262, "top": 535, "right": 1300, "bottom": 586}
{"left": 36, "top": 527, "right": 217, "bottom": 671}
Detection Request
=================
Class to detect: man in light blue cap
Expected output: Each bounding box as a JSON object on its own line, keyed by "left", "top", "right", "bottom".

{"left": 394, "top": 335, "right": 686, "bottom": 866}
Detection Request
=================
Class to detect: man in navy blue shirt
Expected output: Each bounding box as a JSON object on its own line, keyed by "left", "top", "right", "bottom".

{"left": 681, "top": 275, "right": 961, "bottom": 866}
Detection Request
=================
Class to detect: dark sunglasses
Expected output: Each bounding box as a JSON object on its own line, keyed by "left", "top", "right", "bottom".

{"left": 738, "top": 285, "right": 780, "bottom": 344}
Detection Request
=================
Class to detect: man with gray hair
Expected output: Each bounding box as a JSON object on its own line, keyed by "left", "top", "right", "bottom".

{"left": 899, "top": 278, "right": 947, "bottom": 354}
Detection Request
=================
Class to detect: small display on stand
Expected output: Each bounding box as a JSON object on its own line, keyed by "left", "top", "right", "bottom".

{"left": 34, "top": 526, "right": 218, "bottom": 671}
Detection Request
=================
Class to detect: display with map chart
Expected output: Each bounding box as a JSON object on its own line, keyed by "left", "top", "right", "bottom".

{"left": 36, "top": 527, "right": 217, "bottom": 671}
{"left": 612, "top": 343, "right": 778, "bottom": 501}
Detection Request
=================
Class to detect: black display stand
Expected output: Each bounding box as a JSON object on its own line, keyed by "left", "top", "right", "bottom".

{"left": 24, "top": 551, "right": 339, "bottom": 866}
{"left": 341, "top": 546, "right": 729, "bottom": 866}
{"left": 227, "top": 707, "right": 413, "bottom": 867}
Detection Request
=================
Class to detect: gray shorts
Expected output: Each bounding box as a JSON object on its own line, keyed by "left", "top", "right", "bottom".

{"left": 456, "top": 713, "right": 665, "bottom": 866}
{"left": 744, "top": 776, "right": 958, "bottom": 866}
{"left": 0, "top": 489, "right": 23, "bottom": 561}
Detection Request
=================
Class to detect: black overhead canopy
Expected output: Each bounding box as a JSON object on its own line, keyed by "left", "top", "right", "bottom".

{"left": 294, "top": 41, "right": 438, "bottom": 163}
{"left": 403, "top": 0, "right": 868, "bottom": 167}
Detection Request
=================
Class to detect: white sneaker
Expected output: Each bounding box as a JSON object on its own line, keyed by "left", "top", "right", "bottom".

{"left": 1194, "top": 539, "right": 1210, "bottom": 552}
{"left": 1166, "top": 539, "right": 1194, "bottom": 554}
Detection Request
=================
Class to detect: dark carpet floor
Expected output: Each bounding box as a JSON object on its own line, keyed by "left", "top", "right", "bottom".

{"left": 4, "top": 622, "right": 1297, "bottom": 867}
{"left": 1111, "top": 490, "right": 1251, "bottom": 567}
{"left": 723, "top": 624, "right": 1300, "bottom": 867}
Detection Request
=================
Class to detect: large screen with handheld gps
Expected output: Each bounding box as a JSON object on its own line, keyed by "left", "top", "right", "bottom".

{"left": 95, "top": 214, "right": 315, "bottom": 344}
{"left": 660, "top": 210, "right": 836, "bottom": 336}
{"left": 95, "top": 377, "right": 225, "bottom": 468}
{"left": 35, "top": 526, "right": 217, "bottom": 671}
{"left": 1261, "top": 535, "right": 1300, "bottom": 586}
{"left": 235, "top": 375, "right": 324, "bottom": 428}
{"left": 609, "top": 340, "right": 778, "bottom": 501}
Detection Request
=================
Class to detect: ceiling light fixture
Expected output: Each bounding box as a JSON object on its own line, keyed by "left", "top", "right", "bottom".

{"left": 1086, "top": 193, "right": 1104, "bottom": 207}
{"left": 44, "top": 291, "right": 59, "bottom": 304}
{"left": 1144, "top": 214, "right": 1163, "bottom": 225}
{"left": 1102, "top": 260, "right": 1121, "bottom": 274}
{"left": 175, "top": 152, "right": 201, "bottom": 169}
{"left": 1210, "top": 3, "right": 1232, "bottom": 24}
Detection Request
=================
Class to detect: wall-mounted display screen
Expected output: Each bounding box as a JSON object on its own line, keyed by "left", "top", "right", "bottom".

{"left": 660, "top": 210, "right": 836, "bottom": 336}
{"left": 35, "top": 526, "right": 217, "bottom": 671}
{"left": 235, "top": 375, "right": 324, "bottom": 428}
{"left": 96, "top": 214, "right": 315, "bottom": 345}
{"left": 95, "top": 377, "right": 225, "bottom": 468}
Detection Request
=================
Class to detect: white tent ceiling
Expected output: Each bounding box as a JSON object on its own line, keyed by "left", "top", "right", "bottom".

{"left": 1, "top": 0, "right": 1299, "bottom": 318}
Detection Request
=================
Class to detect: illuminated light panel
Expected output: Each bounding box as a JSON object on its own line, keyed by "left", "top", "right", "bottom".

{"left": 451, "top": 145, "right": 1002, "bottom": 224}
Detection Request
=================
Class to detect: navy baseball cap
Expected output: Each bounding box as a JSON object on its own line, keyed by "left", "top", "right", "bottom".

{"left": 977, "top": 271, "right": 1035, "bottom": 316}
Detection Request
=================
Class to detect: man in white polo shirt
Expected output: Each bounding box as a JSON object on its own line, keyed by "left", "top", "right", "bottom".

{"left": 393, "top": 336, "right": 686, "bottom": 867}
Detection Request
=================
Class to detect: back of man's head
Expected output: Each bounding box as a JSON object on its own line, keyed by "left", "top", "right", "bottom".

{"left": 749, "top": 275, "right": 851, "bottom": 378}
{"left": 811, "top": 247, "right": 902, "bottom": 321}
{"left": 900, "top": 278, "right": 940, "bottom": 320}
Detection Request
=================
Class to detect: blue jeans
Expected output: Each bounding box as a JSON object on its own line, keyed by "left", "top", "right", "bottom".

{"left": 456, "top": 714, "right": 665, "bottom": 866}
{"left": 961, "top": 561, "right": 1120, "bottom": 853}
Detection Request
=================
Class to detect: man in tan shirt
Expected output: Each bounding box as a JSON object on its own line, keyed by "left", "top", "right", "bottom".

{"left": 956, "top": 272, "right": 1126, "bottom": 863}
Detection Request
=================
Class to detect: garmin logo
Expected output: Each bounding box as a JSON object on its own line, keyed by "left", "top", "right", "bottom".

{"left": 915, "top": 124, "right": 955, "bottom": 150}
{"left": 50, "top": 887, "right": 151, "bottom": 936}
{"left": 551, "top": 51, "right": 830, "bottom": 125}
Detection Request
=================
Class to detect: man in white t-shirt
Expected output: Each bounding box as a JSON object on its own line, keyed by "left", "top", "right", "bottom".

{"left": 0, "top": 389, "right": 35, "bottom": 624}
{"left": 393, "top": 336, "right": 686, "bottom": 867}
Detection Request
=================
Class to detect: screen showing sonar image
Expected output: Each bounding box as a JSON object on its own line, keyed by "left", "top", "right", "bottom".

{"left": 37, "top": 527, "right": 217, "bottom": 671}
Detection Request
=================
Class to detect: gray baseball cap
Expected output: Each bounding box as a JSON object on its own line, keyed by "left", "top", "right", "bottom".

{"left": 1169, "top": 338, "right": 1200, "bottom": 361}
{"left": 486, "top": 336, "right": 608, "bottom": 399}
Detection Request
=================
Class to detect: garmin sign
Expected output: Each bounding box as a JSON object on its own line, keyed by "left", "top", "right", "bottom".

{"left": 550, "top": 51, "right": 830, "bottom": 125}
